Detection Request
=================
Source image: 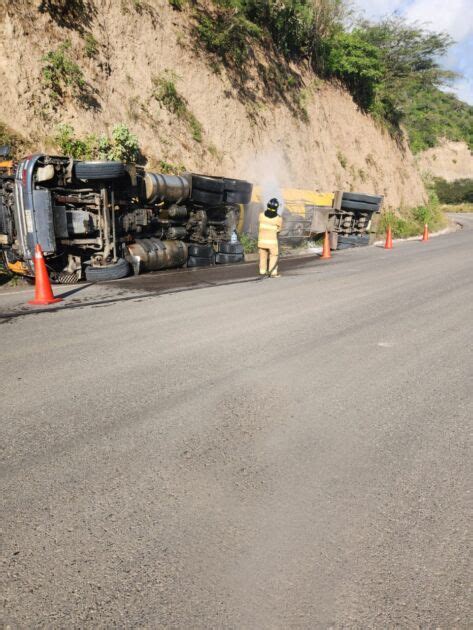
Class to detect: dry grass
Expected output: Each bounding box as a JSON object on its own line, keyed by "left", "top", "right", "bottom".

{"left": 440, "top": 203, "right": 473, "bottom": 213}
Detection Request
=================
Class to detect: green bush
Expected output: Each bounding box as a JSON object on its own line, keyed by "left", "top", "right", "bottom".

{"left": 243, "top": 0, "right": 314, "bottom": 59}
{"left": 153, "top": 71, "right": 187, "bottom": 116}
{"left": 239, "top": 232, "right": 258, "bottom": 254}
{"left": 54, "top": 123, "right": 140, "bottom": 162}
{"left": 434, "top": 178, "right": 473, "bottom": 204}
{"left": 324, "top": 31, "right": 384, "bottom": 109}
{"left": 196, "top": 8, "right": 261, "bottom": 66}
{"left": 379, "top": 189, "right": 445, "bottom": 238}
{"left": 41, "top": 40, "right": 85, "bottom": 100}
{"left": 54, "top": 124, "right": 98, "bottom": 159}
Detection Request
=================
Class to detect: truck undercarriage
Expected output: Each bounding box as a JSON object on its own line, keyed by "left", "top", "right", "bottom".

{"left": 0, "top": 154, "right": 251, "bottom": 282}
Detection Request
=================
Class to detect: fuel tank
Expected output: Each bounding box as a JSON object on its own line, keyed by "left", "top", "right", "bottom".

{"left": 128, "top": 238, "right": 188, "bottom": 272}
{"left": 144, "top": 173, "right": 191, "bottom": 205}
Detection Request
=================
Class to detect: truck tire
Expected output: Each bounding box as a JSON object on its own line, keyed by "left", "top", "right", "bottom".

{"left": 215, "top": 252, "right": 244, "bottom": 264}
{"left": 223, "top": 178, "right": 253, "bottom": 193}
{"left": 187, "top": 243, "right": 214, "bottom": 257}
{"left": 342, "top": 193, "right": 383, "bottom": 204}
{"left": 218, "top": 241, "right": 244, "bottom": 255}
{"left": 85, "top": 258, "right": 130, "bottom": 281}
{"left": 190, "top": 188, "right": 224, "bottom": 205}
{"left": 341, "top": 200, "right": 380, "bottom": 212}
{"left": 74, "top": 161, "right": 126, "bottom": 181}
{"left": 187, "top": 255, "right": 214, "bottom": 267}
{"left": 224, "top": 190, "right": 252, "bottom": 204}
{"left": 191, "top": 174, "right": 225, "bottom": 193}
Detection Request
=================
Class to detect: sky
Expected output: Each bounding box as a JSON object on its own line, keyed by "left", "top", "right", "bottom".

{"left": 352, "top": 0, "right": 473, "bottom": 104}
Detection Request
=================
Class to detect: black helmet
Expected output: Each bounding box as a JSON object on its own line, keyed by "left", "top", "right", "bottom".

{"left": 267, "top": 198, "right": 279, "bottom": 211}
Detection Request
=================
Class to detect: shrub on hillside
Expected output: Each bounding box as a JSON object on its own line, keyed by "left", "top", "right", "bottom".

{"left": 54, "top": 123, "right": 140, "bottom": 163}
{"left": 434, "top": 178, "right": 473, "bottom": 204}
{"left": 152, "top": 71, "right": 203, "bottom": 142}
{"left": 41, "top": 41, "right": 85, "bottom": 101}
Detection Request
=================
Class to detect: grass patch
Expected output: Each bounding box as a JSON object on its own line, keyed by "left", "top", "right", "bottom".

{"left": 152, "top": 71, "right": 204, "bottom": 143}
{"left": 337, "top": 151, "right": 348, "bottom": 169}
{"left": 168, "top": 0, "right": 187, "bottom": 9}
{"left": 156, "top": 159, "right": 187, "bottom": 174}
{"left": 84, "top": 33, "right": 99, "bottom": 58}
{"left": 440, "top": 203, "right": 473, "bottom": 213}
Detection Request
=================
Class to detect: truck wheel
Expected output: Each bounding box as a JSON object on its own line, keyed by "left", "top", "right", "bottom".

{"left": 215, "top": 252, "right": 244, "bottom": 264}
{"left": 74, "top": 161, "right": 126, "bottom": 181}
{"left": 190, "top": 188, "right": 224, "bottom": 205}
{"left": 187, "top": 243, "right": 214, "bottom": 257}
{"left": 341, "top": 200, "right": 380, "bottom": 212}
{"left": 342, "top": 193, "right": 383, "bottom": 205}
{"left": 191, "top": 174, "right": 225, "bottom": 193}
{"left": 224, "top": 190, "right": 252, "bottom": 204}
{"left": 85, "top": 258, "right": 130, "bottom": 282}
{"left": 223, "top": 178, "right": 252, "bottom": 193}
{"left": 218, "top": 241, "right": 244, "bottom": 255}
{"left": 187, "top": 255, "right": 213, "bottom": 267}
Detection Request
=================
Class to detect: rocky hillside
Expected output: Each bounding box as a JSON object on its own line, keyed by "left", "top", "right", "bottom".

{"left": 0, "top": 0, "right": 427, "bottom": 208}
{"left": 416, "top": 141, "right": 473, "bottom": 182}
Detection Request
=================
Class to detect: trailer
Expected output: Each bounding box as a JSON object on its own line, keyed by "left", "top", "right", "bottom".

{"left": 240, "top": 187, "right": 383, "bottom": 249}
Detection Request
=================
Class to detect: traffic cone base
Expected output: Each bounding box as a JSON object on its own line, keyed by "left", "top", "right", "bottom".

{"left": 421, "top": 223, "right": 429, "bottom": 241}
{"left": 28, "top": 244, "right": 63, "bottom": 306}
{"left": 28, "top": 296, "right": 63, "bottom": 306}
{"left": 320, "top": 230, "right": 331, "bottom": 259}
{"left": 384, "top": 225, "right": 393, "bottom": 250}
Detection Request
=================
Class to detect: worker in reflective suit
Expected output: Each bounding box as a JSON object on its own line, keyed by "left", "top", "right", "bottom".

{"left": 258, "top": 198, "right": 283, "bottom": 277}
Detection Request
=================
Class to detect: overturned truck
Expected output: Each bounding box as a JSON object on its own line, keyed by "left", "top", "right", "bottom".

{"left": 0, "top": 154, "right": 252, "bottom": 282}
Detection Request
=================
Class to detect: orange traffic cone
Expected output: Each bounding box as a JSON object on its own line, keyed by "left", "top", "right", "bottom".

{"left": 28, "top": 244, "right": 62, "bottom": 306}
{"left": 320, "top": 230, "right": 331, "bottom": 260}
{"left": 421, "top": 223, "right": 429, "bottom": 241}
{"left": 384, "top": 225, "right": 393, "bottom": 250}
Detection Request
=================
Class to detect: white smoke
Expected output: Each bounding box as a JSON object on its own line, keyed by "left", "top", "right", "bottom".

{"left": 241, "top": 150, "right": 287, "bottom": 214}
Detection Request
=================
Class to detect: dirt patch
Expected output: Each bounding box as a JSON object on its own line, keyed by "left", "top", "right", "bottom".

{"left": 416, "top": 140, "right": 473, "bottom": 182}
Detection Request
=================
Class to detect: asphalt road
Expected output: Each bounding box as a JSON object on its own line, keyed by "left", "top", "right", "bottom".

{"left": 1, "top": 217, "right": 472, "bottom": 628}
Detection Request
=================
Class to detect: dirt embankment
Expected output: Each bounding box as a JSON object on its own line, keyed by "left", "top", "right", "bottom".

{"left": 416, "top": 140, "right": 473, "bottom": 182}
{"left": 0, "top": 0, "right": 427, "bottom": 209}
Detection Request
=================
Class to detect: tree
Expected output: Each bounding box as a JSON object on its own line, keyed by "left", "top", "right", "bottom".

{"left": 325, "top": 31, "right": 384, "bottom": 108}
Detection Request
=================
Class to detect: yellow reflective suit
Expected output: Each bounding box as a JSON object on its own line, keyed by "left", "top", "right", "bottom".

{"left": 258, "top": 212, "right": 283, "bottom": 276}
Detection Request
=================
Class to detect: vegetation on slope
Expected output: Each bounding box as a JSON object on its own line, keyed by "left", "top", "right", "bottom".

{"left": 54, "top": 123, "right": 140, "bottom": 162}
{"left": 378, "top": 187, "right": 446, "bottom": 238}
{"left": 180, "top": 0, "right": 472, "bottom": 151}
{"left": 434, "top": 178, "right": 473, "bottom": 205}
{"left": 397, "top": 89, "right": 473, "bottom": 153}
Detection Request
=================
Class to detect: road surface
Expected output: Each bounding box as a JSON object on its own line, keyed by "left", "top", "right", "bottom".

{"left": 1, "top": 217, "right": 472, "bottom": 628}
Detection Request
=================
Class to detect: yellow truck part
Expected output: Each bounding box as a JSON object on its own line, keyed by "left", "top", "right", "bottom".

{"left": 237, "top": 186, "right": 335, "bottom": 235}
{"left": 251, "top": 186, "right": 334, "bottom": 214}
